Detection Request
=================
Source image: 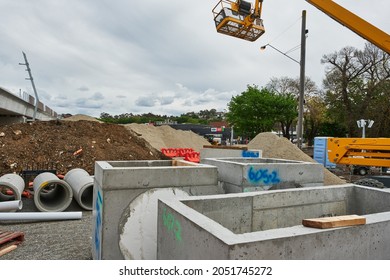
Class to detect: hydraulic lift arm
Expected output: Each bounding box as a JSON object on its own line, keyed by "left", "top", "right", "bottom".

{"left": 327, "top": 138, "right": 390, "bottom": 168}
{"left": 306, "top": 0, "right": 390, "bottom": 54}
{"left": 213, "top": 0, "right": 390, "bottom": 54}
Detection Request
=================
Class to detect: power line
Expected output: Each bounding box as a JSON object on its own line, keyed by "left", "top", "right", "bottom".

{"left": 267, "top": 15, "right": 302, "bottom": 46}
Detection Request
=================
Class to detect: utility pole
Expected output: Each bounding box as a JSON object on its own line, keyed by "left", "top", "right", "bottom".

{"left": 19, "top": 51, "right": 39, "bottom": 121}
{"left": 297, "top": 10, "right": 307, "bottom": 149}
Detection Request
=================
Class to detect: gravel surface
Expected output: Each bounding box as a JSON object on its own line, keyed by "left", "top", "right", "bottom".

{"left": 0, "top": 198, "right": 92, "bottom": 260}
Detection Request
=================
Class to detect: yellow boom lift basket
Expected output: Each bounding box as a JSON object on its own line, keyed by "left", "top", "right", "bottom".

{"left": 212, "top": 0, "right": 265, "bottom": 42}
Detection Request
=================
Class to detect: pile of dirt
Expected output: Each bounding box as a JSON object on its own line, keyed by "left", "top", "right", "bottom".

{"left": 0, "top": 120, "right": 164, "bottom": 176}
{"left": 248, "top": 132, "right": 346, "bottom": 185}
{"left": 62, "top": 114, "right": 102, "bottom": 122}
{"left": 124, "top": 123, "right": 210, "bottom": 152}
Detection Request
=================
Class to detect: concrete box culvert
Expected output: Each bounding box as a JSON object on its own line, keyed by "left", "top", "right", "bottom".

{"left": 157, "top": 184, "right": 390, "bottom": 260}
{"left": 33, "top": 172, "right": 73, "bottom": 212}
{"left": 92, "top": 160, "right": 222, "bottom": 260}
{"left": 201, "top": 157, "right": 324, "bottom": 193}
{"left": 64, "top": 168, "right": 94, "bottom": 210}
{"left": 0, "top": 174, "right": 25, "bottom": 206}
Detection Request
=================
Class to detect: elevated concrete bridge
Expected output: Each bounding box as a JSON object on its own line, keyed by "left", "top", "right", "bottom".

{"left": 0, "top": 86, "right": 57, "bottom": 125}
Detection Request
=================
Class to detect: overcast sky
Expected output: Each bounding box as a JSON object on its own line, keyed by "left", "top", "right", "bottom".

{"left": 0, "top": 0, "right": 388, "bottom": 117}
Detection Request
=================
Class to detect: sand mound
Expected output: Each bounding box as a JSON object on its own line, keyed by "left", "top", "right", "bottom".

{"left": 124, "top": 124, "right": 210, "bottom": 152}
{"left": 62, "top": 114, "right": 102, "bottom": 122}
{"left": 248, "top": 132, "right": 346, "bottom": 185}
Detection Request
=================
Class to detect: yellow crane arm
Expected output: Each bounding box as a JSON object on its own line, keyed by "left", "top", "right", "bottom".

{"left": 306, "top": 0, "right": 390, "bottom": 54}
{"left": 213, "top": 1, "right": 389, "bottom": 53}
{"left": 328, "top": 138, "right": 390, "bottom": 168}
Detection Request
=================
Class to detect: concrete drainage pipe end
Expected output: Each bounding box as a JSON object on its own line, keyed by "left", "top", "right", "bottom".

{"left": 0, "top": 174, "right": 25, "bottom": 204}
{"left": 64, "top": 168, "right": 94, "bottom": 211}
{"left": 33, "top": 172, "right": 73, "bottom": 212}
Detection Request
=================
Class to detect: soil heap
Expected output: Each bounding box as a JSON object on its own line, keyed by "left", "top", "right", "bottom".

{"left": 0, "top": 120, "right": 164, "bottom": 176}
{"left": 248, "top": 132, "right": 346, "bottom": 185}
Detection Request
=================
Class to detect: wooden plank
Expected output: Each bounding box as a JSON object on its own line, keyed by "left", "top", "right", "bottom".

{"left": 0, "top": 244, "right": 18, "bottom": 257}
{"left": 0, "top": 231, "right": 24, "bottom": 257}
{"left": 0, "top": 231, "right": 25, "bottom": 244}
{"left": 172, "top": 160, "right": 194, "bottom": 167}
{"left": 302, "top": 215, "right": 366, "bottom": 229}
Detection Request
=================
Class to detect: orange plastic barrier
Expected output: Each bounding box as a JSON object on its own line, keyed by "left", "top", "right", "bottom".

{"left": 177, "top": 148, "right": 194, "bottom": 157}
{"left": 161, "top": 148, "right": 198, "bottom": 162}
{"left": 184, "top": 152, "right": 200, "bottom": 163}
{"left": 161, "top": 148, "right": 179, "bottom": 158}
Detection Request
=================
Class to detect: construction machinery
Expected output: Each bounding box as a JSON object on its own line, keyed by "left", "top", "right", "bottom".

{"left": 327, "top": 138, "right": 390, "bottom": 187}
{"left": 212, "top": 0, "right": 265, "bottom": 42}
{"left": 212, "top": 0, "right": 390, "bottom": 54}
{"left": 327, "top": 138, "right": 390, "bottom": 168}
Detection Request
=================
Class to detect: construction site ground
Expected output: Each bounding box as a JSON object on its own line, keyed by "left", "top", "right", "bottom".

{"left": 0, "top": 115, "right": 382, "bottom": 260}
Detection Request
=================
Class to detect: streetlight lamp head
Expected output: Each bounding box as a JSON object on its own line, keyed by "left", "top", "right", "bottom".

{"left": 260, "top": 45, "right": 267, "bottom": 50}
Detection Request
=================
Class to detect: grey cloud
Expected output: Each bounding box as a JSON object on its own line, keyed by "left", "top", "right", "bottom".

{"left": 91, "top": 92, "right": 104, "bottom": 100}
{"left": 75, "top": 98, "right": 104, "bottom": 109}
{"left": 135, "top": 96, "right": 157, "bottom": 107}
{"left": 78, "top": 86, "right": 89, "bottom": 91}
{"left": 158, "top": 96, "right": 175, "bottom": 105}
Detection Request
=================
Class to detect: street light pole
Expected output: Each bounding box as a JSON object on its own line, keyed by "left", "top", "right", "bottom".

{"left": 260, "top": 10, "right": 307, "bottom": 149}
{"left": 297, "top": 10, "right": 307, "bottom": 149}
{"left": 260, "top": 44, "right": 300, "bottom": 64}
{"left": 357, "top": 119, "right": 374, "bottom": 138}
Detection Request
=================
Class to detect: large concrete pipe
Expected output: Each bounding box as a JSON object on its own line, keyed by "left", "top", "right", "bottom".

{"left": 33, "top": 172, "right": 73, "bottom": 212}
{"left": 0, "top": 174, "right": 25, "bottom": 202}
{"left": 64, "top": 168, "right": 94, "bottom": 210}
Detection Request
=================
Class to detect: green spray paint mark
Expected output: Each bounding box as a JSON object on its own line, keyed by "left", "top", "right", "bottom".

{"left": 163, "top": 207, "right": 182, "bottom": 242}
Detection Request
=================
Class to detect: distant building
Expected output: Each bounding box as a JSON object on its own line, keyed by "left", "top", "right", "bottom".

{"left": 168, "top": 123, "right": 233, "bottom": 144}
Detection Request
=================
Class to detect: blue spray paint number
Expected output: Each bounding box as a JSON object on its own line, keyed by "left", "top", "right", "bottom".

{"left": 242, "top": 150, "right": 260, "bottom": 158}
{"left": 162, "top": 208, "right": 182, "bottom": 242}
{"left": 247, "top": 166, "right": 281, "bottom": 185}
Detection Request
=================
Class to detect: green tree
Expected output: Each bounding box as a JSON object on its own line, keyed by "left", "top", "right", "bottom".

{"left": 266, "top": 76, "right": 320, "bottom": 139}
{"left": 227, "top": 85, "right": 297, "bottom": 139}
{"left": 304, "top": 95, "right": 329, "bottom": 145}
{"left": 273, "top": 93, "right": 298, "bottom": 139}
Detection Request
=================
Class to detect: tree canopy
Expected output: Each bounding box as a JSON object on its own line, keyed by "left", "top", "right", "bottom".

{"left": 322, "top": 43, "right": 390, "bottom": 137}
{"left": 226, "top": 85, "right": 297, "bottom": 139}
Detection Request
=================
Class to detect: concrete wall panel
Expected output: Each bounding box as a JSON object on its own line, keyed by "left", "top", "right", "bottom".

{"left": 92, "top": 160, "right": 221, "bottom": 260}
{"left": 202, "top": 158, "right": 324, "bottom": 193}
{"left": 157, "top": 185, "right": 390, "bottom": 259}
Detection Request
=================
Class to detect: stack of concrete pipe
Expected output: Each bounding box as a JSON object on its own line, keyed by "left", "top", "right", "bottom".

{"left": 0, "top": 169, "right": 93, "bottom": 221}
{"left": 0, "top": 168, "right": 93, "bottom": 214}
{"left": 33, "top": 168, "right": 94, "bottom": 212}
